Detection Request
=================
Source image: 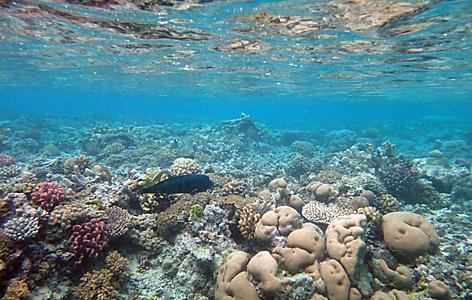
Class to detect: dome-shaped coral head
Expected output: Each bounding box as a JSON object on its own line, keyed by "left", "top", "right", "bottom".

{"left": 70, "top": 218, "right": 109, "bottom": 266}
{"left": 31, "top": 182, "right": 65, "bottom": 212}
{"left": 0, "top": 155, "right": 15, "bottom": 166}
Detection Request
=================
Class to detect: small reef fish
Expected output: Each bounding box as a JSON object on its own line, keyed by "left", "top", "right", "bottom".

{"left": 137, "top": 174, "right": 214, "bottom": 195}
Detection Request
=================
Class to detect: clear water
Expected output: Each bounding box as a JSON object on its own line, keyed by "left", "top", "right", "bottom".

{"left": 1, "top": 0, "right": 471, "bottom": 124}
{"left": 1, "top": 0, "right": 472, "bottom": 299}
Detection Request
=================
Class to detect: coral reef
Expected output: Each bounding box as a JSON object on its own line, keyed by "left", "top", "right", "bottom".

{"left": 0, "top": 116, "right": 469, "bottom": 300}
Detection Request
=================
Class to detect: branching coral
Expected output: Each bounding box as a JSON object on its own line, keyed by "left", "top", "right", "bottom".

{"left": 170, "top": 157, "right": 200, "bottom": 176}
{"left": 2, "top": 278, "right": 29, "bottom": 300}
{"left": 237, "top": 204, "right": 261, "bottom": 239}
{"left": 70, "top": 218, "right": 109, "bottom": 265}
{"left": 105, "top": 206, "right": 133, "bottom": 239}
{"left": 31, "top": 182, "right": 65, "bottom": 212}
{"left": 74, "top": 251, "right": 129, "bottom": 300}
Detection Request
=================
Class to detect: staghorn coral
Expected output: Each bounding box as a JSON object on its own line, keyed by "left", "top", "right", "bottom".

{"left": 105, "top": 206, "right": 133, "bottom": 239}
{"left": 70, "top": 218, "right": 109, "bottom": 265}
{"left": 170, "top": 158, "right": 200, "bottom": 176}
{"left": 302, "top": 201, "right": 354, "bottom": 225}
{"left": 74, "top": 251, "right": 129, "bottom": 300}
{"left": 31, "top": 182, "right": 65, "bottom": 212}
{"left": 237, "top": 204, "right": 261, "bottom": 239}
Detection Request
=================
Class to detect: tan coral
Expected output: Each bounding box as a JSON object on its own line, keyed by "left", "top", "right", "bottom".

{"left": 255, "top": 206, "right": 302, "bottom": 242}
{"left": 325, "top": 214, "right": 367, "bottom": 283}
{"left": 74, "top": 251, "right": 129, "bottom": 300}
{"left": 381, "top": 212, "right": 439, "bottom": 260}
{"left": 2, "top": 278, "right": 29, "bottom": 300}
{"left": 428, "top": 280, "right": 451, "bottom": 300}
{"left": 237, "top": 204, "right": 261, "bottom": 239}
{"left": 247, "top": 251, "right": 282, "bottom": 294}
{"left": 272, "top": 223, "right": 325, "bottom": 274}
{"left": 288, "top": 194, "right": 304, "bottom": 212}
{"left": 371, "top": 289, "right": 410, "bottom": 300}
{"left": 268, "top": 177, "right": 288, "bottom": 190}
{"left": 319, "top": 259, "right": 350, "bottom": 300}
{"left": 376, "top": 259, "right": 413, "bottom": 290}
{"left": 215, "top": 251, "right": 260, "bottom": 300}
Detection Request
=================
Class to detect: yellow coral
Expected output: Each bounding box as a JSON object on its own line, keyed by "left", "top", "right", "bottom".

{"left": 237, "top": 204, "right": 261, "bottom": 239}
{"left": 2, "top": 279, "right": 29, "bottom": 300}
{"left": 357, "top": 206, "right": 381, "bottom": 225}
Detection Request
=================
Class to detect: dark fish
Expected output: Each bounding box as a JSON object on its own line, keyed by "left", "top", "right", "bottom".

{"left": 137, "top": 174, "right": 214, "bottom": 195}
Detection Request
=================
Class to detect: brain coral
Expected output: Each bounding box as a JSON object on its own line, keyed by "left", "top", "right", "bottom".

{"left": 381, "top": 212, "right": 439, "bottom": 260}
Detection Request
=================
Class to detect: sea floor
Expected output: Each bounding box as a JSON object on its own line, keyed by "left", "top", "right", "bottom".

{"left": 0, "top": 114, "right": 471, "bottom": 300}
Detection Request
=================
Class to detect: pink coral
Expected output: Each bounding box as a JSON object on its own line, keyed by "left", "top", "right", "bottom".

{"left": 0, "top": 155, "right": 15, "bottom": 166}
{"left": 31, "top": 182, "right": 65, "bottom": 212}
{"left": 70, "top": 218, "right": 109, "bottom": 265}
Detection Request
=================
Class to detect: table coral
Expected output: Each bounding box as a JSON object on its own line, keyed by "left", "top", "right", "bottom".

{"left": 302, "top": 201, "right": 354, "bottom": 225}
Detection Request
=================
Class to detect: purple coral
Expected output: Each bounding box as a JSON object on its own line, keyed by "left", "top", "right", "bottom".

{"left": 105, "top": 206, "right": 132, "bottom": 239}
{"left": 380, "top": 157, "right": 419, "bottom": 196}
{"left": 69, "top": 218, "right": 108, "bottom": 265}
